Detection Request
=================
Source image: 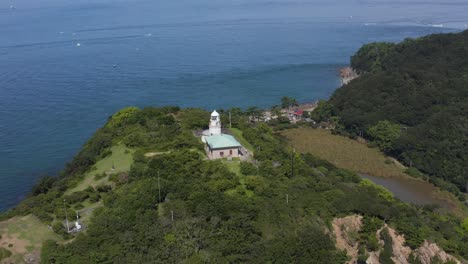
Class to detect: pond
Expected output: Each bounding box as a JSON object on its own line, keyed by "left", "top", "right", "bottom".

{"left": 359, "top": 173, "right": 453, "bottom": 209}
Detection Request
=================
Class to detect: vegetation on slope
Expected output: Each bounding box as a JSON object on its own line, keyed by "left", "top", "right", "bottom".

{"left": 1, "top": 106, "right": 467, "bottom": 263}
{"left": 0, "top": 214, "right": 62, "bottom": 263}
{"left": 327, "top": 30, "right": 468, "bottom": 194}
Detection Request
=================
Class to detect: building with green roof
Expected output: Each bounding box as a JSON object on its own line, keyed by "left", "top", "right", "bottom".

{"left": 204, "top": 134, "right": 243, "bottom": 159}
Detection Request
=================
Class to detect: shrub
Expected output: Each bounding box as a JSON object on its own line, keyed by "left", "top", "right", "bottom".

{"left": 32, "top": 209, "right": 53, "bottom": 224}
{"left": 239, "top": 162, "right": 258, "bottom": 175}
{"left": 31, "top": 176, "right": 57, "bottom": 196}
{"left": 96, "top": 184, "right": 112, "bottom": 193}
{"left": 94, "top": 172, "right": 106, "bottom": 181}
{"left": 405, "top": 167, "right": 424, "bottom": 179}
{"left": 89, "top": 193, "right": 101, "bottom": 203}
{"left": 63, "top": 191, "right": 89, "bottom": 204}
{"left": 379, "top": 228, "right": 393, "bottom": 264}
{"left": 0, "top": 248, "right": 12, "bottom": 260}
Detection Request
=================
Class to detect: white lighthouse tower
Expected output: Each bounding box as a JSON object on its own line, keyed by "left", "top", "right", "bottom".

{"left": 209, "top": 110, "right": 221, "bottom": 135}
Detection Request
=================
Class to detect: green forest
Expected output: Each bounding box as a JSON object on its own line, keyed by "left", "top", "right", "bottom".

{"left": 1, "top": 106, "right": 466, "bottom": 263}
{"left": 328, "top": 30, "right": 468, "bottom": 194}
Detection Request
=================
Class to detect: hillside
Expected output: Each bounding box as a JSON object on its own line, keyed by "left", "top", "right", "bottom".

{"left": 329, "top": 30, "right": 468, "bottom": 194}
{"left": 0, "top": 106, "right": 467, "bottom": 263}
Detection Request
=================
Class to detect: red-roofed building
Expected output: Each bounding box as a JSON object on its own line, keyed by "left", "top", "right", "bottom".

{"left": 294, "top": 109, "right": 304, "bottom": 116}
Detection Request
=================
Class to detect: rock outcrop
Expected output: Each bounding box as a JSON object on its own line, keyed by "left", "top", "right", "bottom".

{"left": 340, "top": 67, "right": 359, "bottom": 85}
{"left": 332, "top": 215, "right": 363, "bottom": 264}
{"left": 332, "top": 215, "right": 462, "bottom": 264}
{"left": 414, "top": 240, "right": 460, "bottom": 264}
{"left": 386, "top": 225, "right": 412, "bottom": 264}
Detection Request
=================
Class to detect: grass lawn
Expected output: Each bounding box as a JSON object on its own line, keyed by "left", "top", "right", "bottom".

{"left": 229, "top": 128, "right": 254, "bottom": 152}
{"left": 282, "top": 128, "right": 407, "bottom": 178}
{"left": 0, "top": 214, "right": 62, "bottom": 262}
{"left": 66, "top": 144, "right": 134, "bottom": 194}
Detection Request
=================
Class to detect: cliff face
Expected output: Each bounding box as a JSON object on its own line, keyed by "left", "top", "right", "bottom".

{"left": 332, "top": 215, "right": 362, "bottom": 264}
{"left": 332, "top": 215, "right": 461, "bottom": 264}
{"left": 339, "top": 67, "right": 359, "bottom": 85}
{"left": 415, "top": 241, "right": 461, "bottom": 264}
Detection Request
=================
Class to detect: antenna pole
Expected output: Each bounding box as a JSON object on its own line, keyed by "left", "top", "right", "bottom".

{"left": 229, "top": 111, "right": 232, "bottom": 128}
{"left": 63, "top": 199, "right": 70, "bottom": 233}
{"left": 286, "top": 194, "right": 289, "bottom": 204}
{"left": 171, "top": 210, "right": 174, "bottom": 222}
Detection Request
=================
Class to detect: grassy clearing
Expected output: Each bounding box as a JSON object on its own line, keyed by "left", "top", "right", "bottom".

{"left": 229, "top": 128, "right": 254, "bottom": 152}
{"left": 0, "top": 214, "right": 62, "bottom": 262}
{"left": 221, "top": 159, "right": 254, "bottom": 198}
{"left": 283, "top": 128, "right": 467, "bottom": 217}
{"left": 282, "top": 128, "right": 407, "bottom": 178}
{"left": 222, "top": 159, "right": 241, "bottom": 176}
{"left": 66, "top": 145, "right": 134, "bottom": 194}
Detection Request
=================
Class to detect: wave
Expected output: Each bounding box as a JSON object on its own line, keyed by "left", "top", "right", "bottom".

{"left": 0, "top": 34, "right": 143, "bottom": 50}
{"left": 75, "top": 18, "right": 326, "bottom": 34}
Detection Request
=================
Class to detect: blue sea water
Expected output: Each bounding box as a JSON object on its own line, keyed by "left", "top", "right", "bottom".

{"left": 0, "top": 0, "right": 467, "bottom": 211}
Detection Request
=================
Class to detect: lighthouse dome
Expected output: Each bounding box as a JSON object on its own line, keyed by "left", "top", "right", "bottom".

{"left": 211, "top": 110, "right": 219, "bottom": 116}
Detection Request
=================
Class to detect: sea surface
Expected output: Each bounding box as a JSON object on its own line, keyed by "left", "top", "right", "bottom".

{"left": 1, "top": 0, "right": 467, "bottom": 211}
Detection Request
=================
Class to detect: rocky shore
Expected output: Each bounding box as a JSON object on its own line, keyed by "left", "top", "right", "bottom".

{"left": 340, "top": 66, "right": 359, "bottom": 85}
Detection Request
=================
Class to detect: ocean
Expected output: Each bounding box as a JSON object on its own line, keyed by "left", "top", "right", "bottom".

{"left": 0, "top": 0, "right": 466, "bottom": 211}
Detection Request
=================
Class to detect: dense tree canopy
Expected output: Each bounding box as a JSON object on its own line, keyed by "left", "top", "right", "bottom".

{"left": 1, "top": 105, "right": 466, "bottom": 263}
{"left": 330, "top": 30, "right": 468, "bottom": 192}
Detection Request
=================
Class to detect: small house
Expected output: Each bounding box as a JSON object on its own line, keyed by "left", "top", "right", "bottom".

{"left": 293, "top": 109, "right": 304, "bottom": 119}
{"left": 205, "top": 134, "right": 242, "bottom": 159}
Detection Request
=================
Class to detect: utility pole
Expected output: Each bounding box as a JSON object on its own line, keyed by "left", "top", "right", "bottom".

{"left": 291, "top": 148, "right": 295, "bottom": 178}
{"left": 229, "top": 111, "right": 232, "bottom": 128}
{"left": 171, "top": 210, "right": 174, "bottom": 222}
{"left": 286, "top": 194, "right": 289, "bottom": 204}
{"left": 158, "top": 171, "right": 161, "bottom": 203}
{"left": 63, "top": 199, "right": 70, "bottom": 233}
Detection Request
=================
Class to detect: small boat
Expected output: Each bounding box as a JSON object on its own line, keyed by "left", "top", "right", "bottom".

{"left": 76, "top": 43, "right": 81, "bottom": 47}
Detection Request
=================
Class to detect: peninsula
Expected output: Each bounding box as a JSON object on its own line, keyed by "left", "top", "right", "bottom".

{"left": 1, "top": 30, "right": 467, "bottom": 264}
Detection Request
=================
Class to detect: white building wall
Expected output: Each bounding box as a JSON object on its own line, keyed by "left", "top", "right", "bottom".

{"left": 209, "top": 110, "right": 222, "bottom": 135}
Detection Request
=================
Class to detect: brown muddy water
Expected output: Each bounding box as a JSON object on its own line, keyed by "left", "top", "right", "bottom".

{"left": 359, "top": 174, "right": 453, "bottom": 209}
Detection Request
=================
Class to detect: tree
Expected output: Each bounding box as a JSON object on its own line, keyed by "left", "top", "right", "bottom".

{"left": 310, "top": 100, "right": 333, "bottom": 122}
{"left": 31, "top": 176, "right": 57, "bottom": 196}
{"left": 107, "top": 107, "right": 141, "bottom": 128}
{"left": 331, "top": 30, "right": 468, "bottom": 191}
{"left": 246, "top": 106, "right": 262, "bottom": 121}
{"left": 367, "top": 120, "right": 401, "bottom": 152}
{"left": 281, "top": 96, "right": 298, "bottom": 109}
